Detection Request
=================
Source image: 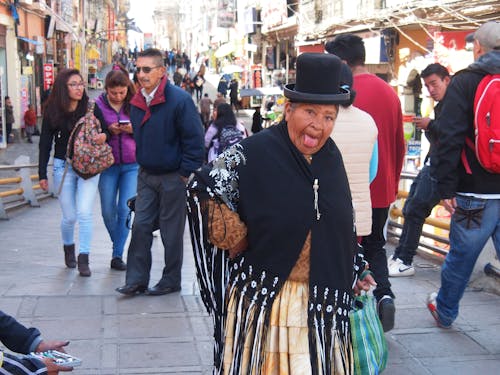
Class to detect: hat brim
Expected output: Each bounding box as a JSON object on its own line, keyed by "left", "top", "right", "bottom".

{"left": 466, "top": 32, "right": 475, "bottom": 43}
{"left": 284, "top": 84, "right": 350, "bottom": 105}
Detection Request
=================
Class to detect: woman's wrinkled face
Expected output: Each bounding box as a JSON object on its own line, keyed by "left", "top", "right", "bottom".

{"left": 107, "top": 86, "right": 128, "bottom": 105}
{"left": 285, "top": 102, "right": 338, "bottom": 155}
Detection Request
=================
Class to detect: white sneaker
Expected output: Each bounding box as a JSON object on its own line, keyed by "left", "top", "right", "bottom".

{"left": 387, "top": 255, "right": 397, "bottom": 267}
{"left": 388, "top": 257, "right": 415, "bottom": 277}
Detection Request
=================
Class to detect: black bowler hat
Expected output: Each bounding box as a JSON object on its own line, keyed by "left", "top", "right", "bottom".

{"left": 284, "top": 53, "right": 350, "bottom": 105}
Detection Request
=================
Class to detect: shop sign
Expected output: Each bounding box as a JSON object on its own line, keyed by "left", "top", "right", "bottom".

{"left": 433, "top": 30, "right": 473, "bottom": 74}
{"left": 43, "top": 63, "right": 54, "bottom": 91}
{"left": 251, "top": 65, "right": 262, "bottom": 88}
{"left": 217, "top": 0, "right": 236, "bottom": 28}
{"left": 261, "top": 1, "right": 287, "bottom": 29}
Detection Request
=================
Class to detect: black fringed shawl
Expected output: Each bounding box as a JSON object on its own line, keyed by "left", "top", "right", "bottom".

{"left": 186, "top": 122, "right": 365, "bottom": 374}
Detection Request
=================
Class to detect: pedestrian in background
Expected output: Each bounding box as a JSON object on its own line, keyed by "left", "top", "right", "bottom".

{"left": 4, "top": 96, "right": 14, "bottom": 143}
{"left": 38, "top": 69, "right": 106, "bottom": 277}
{"left": 204, "top": 103, "right": 247, "bottom": 163}
{"left": 181, "top": 72, "right": 194, "bottom": 96}
{"left": 193, "top": 70, "right": 205, "bottom": 101}
{"left": 23, "top": 104, "right": 37, "bottom": 144}
{"left": 326, "top": 34, "right": 405, "bottom": 332}
{"left": 199, "top": 93, "right": 213, "bottom": 129}
{"left": 251, "top": 106, "right": 263, "bottom": 134}
{"left": 213, "top": 92, "right": 226, "bottom": 109}
{"left": 217, "top": 75, "right": 228, "bottom": 97}
{"left": 428, "top": 21, "right": 500, "bottom": 329}
{"left": 229, "top": 78, "right": 239, "bottom": 113}
{"left": 388, "top": 63, "right": 450, "bottom": 277}
{"left": 331, "top": 63, "right": 379, "bottom": 238}
{"left": 94, "top": 67, "right": 138, "bottom": 271}
{"left": 115, "top": 48, "right": 204, "bottom": 296}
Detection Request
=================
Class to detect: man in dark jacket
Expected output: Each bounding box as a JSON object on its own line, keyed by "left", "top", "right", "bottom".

{"left": 1, "top": 310, "right": 72, "bottom": 374}
{"left": 116, "top": 48, "right": 204, "bottom": 296}
{"left": 428, "top": 21, "right": 500, "bottom": 328}
{"left": 388, "top": 63, "right": 450, "bottom": 277}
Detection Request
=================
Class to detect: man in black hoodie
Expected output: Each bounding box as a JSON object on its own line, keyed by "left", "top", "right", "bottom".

{"left": 0, "top": 310, "right": 72, "bottom": 374}
{"left": 427, "top": 21, "right": 500, "bottom": 328}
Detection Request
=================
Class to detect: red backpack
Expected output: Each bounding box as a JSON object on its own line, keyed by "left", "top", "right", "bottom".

{"left": 462, "top": 73, "right": 500, "bottom": 174}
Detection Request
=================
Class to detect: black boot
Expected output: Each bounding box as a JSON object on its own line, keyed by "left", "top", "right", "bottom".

{"left": 110, "top": 257, "right": 127, "bottom": 271}
{"left": 77, "top": 253, "right": 91, "bottom": 277}
{"left": 63, "top": 244, "right": 76, "bottom": 268}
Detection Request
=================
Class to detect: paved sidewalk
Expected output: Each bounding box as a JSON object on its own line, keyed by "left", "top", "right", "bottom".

{"left": 1, "top": 75, "right": 499, "bottom": 374}
{"left": 2, "top": 195, "right": 500, "bottom": 374}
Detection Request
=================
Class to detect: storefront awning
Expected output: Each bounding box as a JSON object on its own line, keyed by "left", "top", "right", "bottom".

{"left": 215, "top": 43, "right": 235, "bottom": 58}
{"left": 87, "top": 47, "right": 100, "bottom": 60}
{"left": 18, "top": 37, "right": 42, "bottom": 46}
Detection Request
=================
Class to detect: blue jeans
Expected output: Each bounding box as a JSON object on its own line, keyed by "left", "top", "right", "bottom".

{"left": 98, "top": 163, "right": 139, "bottom": 258}
{"left": 53, "top": 158, "right": 100, "bottom": 254}
{"left": 393, "top": 165, "right": 441, "bottom": 264}
{"left": 436, "top": 195, "right": 500, "bottom": 326}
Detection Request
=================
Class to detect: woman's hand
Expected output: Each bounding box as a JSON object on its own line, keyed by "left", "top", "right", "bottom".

{"left": 120, "top": 123, "right": 133, "bottom": 134}
{"left": 353, "top": 272, "right": 377, "bottom": 295}
{"left": 107, "top": 122, "right": 122, "bottom": 135}
{"left": 39, "top": 179, "right": 49, "bottom": 191}
{"left": 93, "top": 133, "right": 107, "bottom": 145}
{"left": 41, "top": 358, "right": 73, "bottom": 374}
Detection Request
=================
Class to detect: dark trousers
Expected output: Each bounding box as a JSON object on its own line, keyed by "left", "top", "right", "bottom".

{"left": 6, "top": 123, "right": 12, "bottom": 143}
{"left": 195, "top": 87, "right": 203, "bottom": 101}
{"left": 361, "top": 207, "right": 394, "bottom": 300}
{"left": 125, "top": 168, "right": 186, "bottom": 288}
{"left": 393, "top": 165, "right": 440, "bottom": 264}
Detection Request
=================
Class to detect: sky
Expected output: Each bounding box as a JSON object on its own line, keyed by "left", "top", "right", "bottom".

{"left": 128, "top": 0, "right": 154, "bottom": 33}
{"left": 127, "top": 0, "right": 154, "bottom": 49}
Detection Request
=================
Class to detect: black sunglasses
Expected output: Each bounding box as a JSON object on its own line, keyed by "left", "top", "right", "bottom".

{"left": 136, "top": 66, "right": 160, "bottom": 74}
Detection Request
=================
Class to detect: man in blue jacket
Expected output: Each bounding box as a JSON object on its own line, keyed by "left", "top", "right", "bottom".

{"left": 116, "top": 48, "right": 205, "bottom": 296}
{"left": 1, "top": 310, "right": 72, "bottom": 374}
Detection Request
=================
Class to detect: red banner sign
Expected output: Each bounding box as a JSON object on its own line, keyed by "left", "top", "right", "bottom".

{"left": 43, "top": 63, "right": 54, "bottom": 91}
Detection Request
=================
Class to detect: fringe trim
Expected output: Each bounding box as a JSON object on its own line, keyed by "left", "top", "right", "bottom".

{"left": 224, "top": 265, "right": 280, "bottom": 374}
{"left": 186, "top": 189, "right": 229, "bottom": 372}
{"left": 308, "top": 285, "right": 353, "bottom": 375}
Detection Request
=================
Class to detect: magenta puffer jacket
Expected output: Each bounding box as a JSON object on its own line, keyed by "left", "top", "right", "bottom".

{"left": 95, "top": 94, "right": 136, "bottom": 165}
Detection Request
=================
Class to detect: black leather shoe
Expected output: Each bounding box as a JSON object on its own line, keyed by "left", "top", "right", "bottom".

{"left": 110, "top": 257, "right": 127, "bottom": 271}
{"left": 115, "top": 284, "right": 147, "bottom": 296}
{"left": 145, "top": 284, "right": 181, "bottom": 296}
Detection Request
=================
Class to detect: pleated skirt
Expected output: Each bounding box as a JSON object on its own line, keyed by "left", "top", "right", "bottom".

{"left": 223, "top": 280, "right": 351, "bottom": 375}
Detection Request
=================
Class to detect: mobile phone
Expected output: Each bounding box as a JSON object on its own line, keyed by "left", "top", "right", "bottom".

{"left": 118, "top": 120, "right": 130, "bottom": 125}
{"left": 30, "top": 350, "right": 82, "bottom": 367}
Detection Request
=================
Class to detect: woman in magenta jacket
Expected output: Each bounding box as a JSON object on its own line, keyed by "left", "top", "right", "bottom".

{"left": 94, "top": 68, "right": 137, "bottom": 271}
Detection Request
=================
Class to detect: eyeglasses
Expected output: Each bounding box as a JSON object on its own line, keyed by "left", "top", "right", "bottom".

{"left": 67, "top": 82, "right": 86, "bottom": 89}
{"left": 136, "top": 66, "right": 160, "bottom": 74}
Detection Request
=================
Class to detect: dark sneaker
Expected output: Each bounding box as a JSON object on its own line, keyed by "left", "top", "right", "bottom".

{"left": 110, "top": 257, "right": 127, "bottom": 271}
{"left": 377, "top": 295, "right": 395, "bottom": 332}
{"left": 426, "top": 292, "right": 451, "bottom": 329}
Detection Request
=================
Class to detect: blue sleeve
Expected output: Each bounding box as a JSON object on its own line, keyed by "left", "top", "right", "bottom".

{"left": 369, "top": 140, "right": 378, "bottom": 183}
{"left": 177, "top": 97, "right": 206, "bottom": 177}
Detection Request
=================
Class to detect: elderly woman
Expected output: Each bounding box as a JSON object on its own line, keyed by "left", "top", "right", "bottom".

{"left": 187, "top": 53, "right": 375, "bottom": 374}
